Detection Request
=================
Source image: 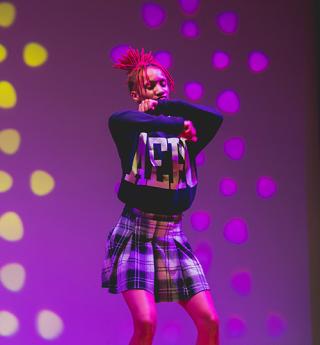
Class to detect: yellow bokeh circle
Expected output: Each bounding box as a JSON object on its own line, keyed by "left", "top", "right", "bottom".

{"left": 0, "top": 171, "right": 13, "bottom": 192}
{"left": 0, "top": 81, "right": 17, "bottom": 109}
{"left": 0, "top": 212, "right": 24, "bottom": 242}
{"left": 0, "top": 129, "right": 21, "bottom": 154}
{"left": 30, "top": 170, "right": 55, "bottom": 196}
{"left": 23, "top": 43, "right": 48, "bottom": 67}
{"left": 0, "top": 2, "right": 16, "bottom": 28}
{"left": 0, "top": 43, "right": 8, "bottom": 62}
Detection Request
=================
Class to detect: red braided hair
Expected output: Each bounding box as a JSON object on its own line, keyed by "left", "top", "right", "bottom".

{"left": 113, "top": 47, "right": 174, "bottom": 95}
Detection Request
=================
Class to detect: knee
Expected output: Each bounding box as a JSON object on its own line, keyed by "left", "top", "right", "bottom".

{"left": 197, "top": 313, "right": 219, "bottom": 334}
{"left": 134, "top": 316, "right": 157, "bottom": 338}
{"left": 210, "top": 315, "right": 219, "bottom": 334}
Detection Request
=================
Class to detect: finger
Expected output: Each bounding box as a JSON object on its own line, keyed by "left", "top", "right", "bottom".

{"left": 142, "top": 101, "right": 148, "bottom": 112}
{"left": 185, "top": 125, "right": 192, "bottom": 133}
{"left": 148, "top": 100, "right": 155, "bottom": 110}
{"left": 144, "top": 100, "right": 152, "bottom": 111}
{"left": 149, "top": 100, "right": 156, "bottom": 110}
{"left": 192, "top": 136, "right": 198, "bottom": 142}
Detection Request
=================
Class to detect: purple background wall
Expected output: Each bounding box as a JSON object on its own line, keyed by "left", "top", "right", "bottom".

{"left": 0, "top": 0, "right": 317, "bottom": 344}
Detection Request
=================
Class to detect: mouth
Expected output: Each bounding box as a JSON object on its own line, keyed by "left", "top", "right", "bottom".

{"left": 157, "top": 96, "right": 167, "bottom": 100}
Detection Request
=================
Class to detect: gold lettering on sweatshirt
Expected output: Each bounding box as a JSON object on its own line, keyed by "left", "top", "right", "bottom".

{"left": 125, "top": 132, "right": 197, "bottom": 190}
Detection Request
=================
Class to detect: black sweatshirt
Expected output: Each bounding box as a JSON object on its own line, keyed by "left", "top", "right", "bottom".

{"left": 108, "top": 99, "right": 223, "bottom": 214}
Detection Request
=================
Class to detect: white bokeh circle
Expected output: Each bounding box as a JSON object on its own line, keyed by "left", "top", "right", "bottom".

{"left": 36, "top": 310, "right": 64, "bottom": 340}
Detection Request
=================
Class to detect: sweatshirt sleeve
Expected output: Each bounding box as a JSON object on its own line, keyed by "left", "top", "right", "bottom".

{"left": 108, "top": 109, "right": 185, "bottom": 135}
{"left": 154, "top": 99, "right": 223, "bottom": 154}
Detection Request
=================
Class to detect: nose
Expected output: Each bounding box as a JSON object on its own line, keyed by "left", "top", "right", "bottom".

{"left": 154, "top": 83, "right": 165, "bottom": 96}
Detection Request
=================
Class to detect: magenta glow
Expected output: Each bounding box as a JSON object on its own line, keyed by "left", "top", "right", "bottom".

{"left": 184, "top": 82, "right": 203, "bottom": 101}
{"left": 216, "top": 12, "right": 239, "bottom": 34}
{"left": 257, "top": 176, "right": 277, "bottom": 198}
{"left": 154, "top": 51, "right": 172, "bottom": 69}
{"left": 110, "top": 44, "right": 130, "bottom": 63}
{"left": 179, "top": 0, "right": 200, "bottom": 14}
{"left": 219, "top": 177, "right": 237, "bottom": 196}
{"left": 224, "top": 218, "right": 248, "bottom": 244}
{"left": 224, "top": 137, "right": 246, "bottom": 160}
{"left": 194, "top": 241, "right": 213, "bottom": 274}
{"left": 190, "top": 211, "right": 211, "bottom": 232}
{"left": 216, "top": 90, "right": 240, "bottom": 114}
{"left": 248, "top": 51, "right": 269, "bottom": 73}
{"left": 181, "top": 20, "right": 200, "bottom": 39}
{"left": 212, "top": 51, "right": 230, "bottom": 70}
{"left": 141, "top": 3, "right": 166, "bottom": 28}
{"left": 226, "top": 316, "right": 246, "bottom": 337}
{"left": 231, "top": 270, "right": 252, "bottom": 295}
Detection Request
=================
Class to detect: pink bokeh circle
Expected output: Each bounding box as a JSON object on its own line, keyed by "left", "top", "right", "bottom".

{"left": 179, "top": 0, "right": 200, "bottom": 14}
{"left": 248, "top": 51, "right": 269, "bottom": 73}
{"left": 184, "top": 82, "right": 204, "bottom": 101}
{"left": 190, "top": 211, "right": 211, "bottom": 232}
{"left": 196, "top": 150, "right": 206, "bottom": 166}
{"left": 110, "top": 44, "right": 130, "bottom": 63}
{"left": 181, "top": 20, "right": 200, "bottom": 39}
{"left": 266, "top": 312, "right": 287, "bottom": 337}
{"left": 216, "top": 90, "right": 240, "bottom": 114}
{"left": 231, "top": 270, "right": 252, "bottom": 296}
{"left": 224, "top": 218, "right": 248, "bottom": 244}
{"left": 141, "top": 3, "right": 166, "bottom": 29}
{"left": 154, "top": 51, "right": 172, "bottom": 69}
{"left": 212, "top": 51, "right": 230, "bottom": 70}
{"left": 194, "top": 241, "right": 213, "bottom": 274}
{"left": 216, "top": 11, "right": 239, "bottom": 34}
{"left": 226, "top": 316, "right": 246, "bottom": 337}
{"left": 257, "top": 176, "right": 277, "bottom": 198}
{"left": 220, "top": 178, "right": 237, "bottom": 196}
{"left": 224, "top": 137, "right": 246, "bottom": 160}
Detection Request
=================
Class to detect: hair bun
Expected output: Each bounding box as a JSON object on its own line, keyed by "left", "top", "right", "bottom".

{"left": 113, "top": 48, "right": 156, "bottom": 72}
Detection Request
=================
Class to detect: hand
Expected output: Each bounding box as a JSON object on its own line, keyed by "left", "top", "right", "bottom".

{"left": 179, "top": 120, "right": 198, "bottom": 142}
{"left": 138, "top": 99, "right": 158, "bottom": 112}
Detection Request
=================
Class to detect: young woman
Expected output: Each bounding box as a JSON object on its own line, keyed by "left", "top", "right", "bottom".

{"left": 102, "top": 48, "right": 223, "bottom": 345}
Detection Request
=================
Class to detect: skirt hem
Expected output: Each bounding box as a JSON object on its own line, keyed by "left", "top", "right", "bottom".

{"left": 102, "top": 284, "right": 211, "bottom": 303}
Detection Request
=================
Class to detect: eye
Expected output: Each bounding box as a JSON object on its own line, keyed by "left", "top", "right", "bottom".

{"left": 145, "top": 82, "right": 154, "bottom": 90}
{"left": 160, "top": 80, "right": 167, "bottom": 87}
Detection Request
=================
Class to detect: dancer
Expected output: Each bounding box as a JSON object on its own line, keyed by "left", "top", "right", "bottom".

{"left": 102, "top": 48, "right": 223, "bottom": 345}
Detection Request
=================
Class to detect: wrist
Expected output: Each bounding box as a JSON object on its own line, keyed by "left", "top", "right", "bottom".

{"left": 154, "top": 99, "right": 169, "bottom": 114}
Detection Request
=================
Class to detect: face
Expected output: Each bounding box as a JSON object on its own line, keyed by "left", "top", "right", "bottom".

{"left": 131, "top": 66, "right": 170, "bottom": 103}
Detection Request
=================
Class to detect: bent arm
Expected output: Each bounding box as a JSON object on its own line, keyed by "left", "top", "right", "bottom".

{"left": 154, "top": 99, "right": 224, "bottom": 153}
{"left": 109, "top": 110, "right": 185, "bottom": 135}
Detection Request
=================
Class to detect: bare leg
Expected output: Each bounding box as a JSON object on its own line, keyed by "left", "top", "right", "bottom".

{"left": 178, "top": 290, "right": 219, "bottom": 345}
{"left": 122, "top": 289, "right": 157, "bottom": 345}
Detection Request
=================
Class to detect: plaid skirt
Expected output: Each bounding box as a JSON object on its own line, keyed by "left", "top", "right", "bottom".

{"left": 101, "top": 207, "right": 210, "bottom": 303}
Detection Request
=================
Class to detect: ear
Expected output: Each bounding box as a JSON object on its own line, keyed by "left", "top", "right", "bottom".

{"left": 130, "top": 90, "right": 141, "bottom": 103}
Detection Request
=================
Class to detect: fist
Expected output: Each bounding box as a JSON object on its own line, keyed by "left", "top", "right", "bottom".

{"left": 180, "top": 120, "right": 198, "bottom": 142}
{"left": 138, "top": 99, "right": 158, "bottom": 112}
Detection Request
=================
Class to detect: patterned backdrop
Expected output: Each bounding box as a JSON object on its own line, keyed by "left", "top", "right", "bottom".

{"left": 0, "top": 0, "right": 315, "bottom": 344}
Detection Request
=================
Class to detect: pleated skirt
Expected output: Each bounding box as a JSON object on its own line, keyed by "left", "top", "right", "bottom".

{"left": 101, "top": 207, "right": 210, "bottom": 303}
